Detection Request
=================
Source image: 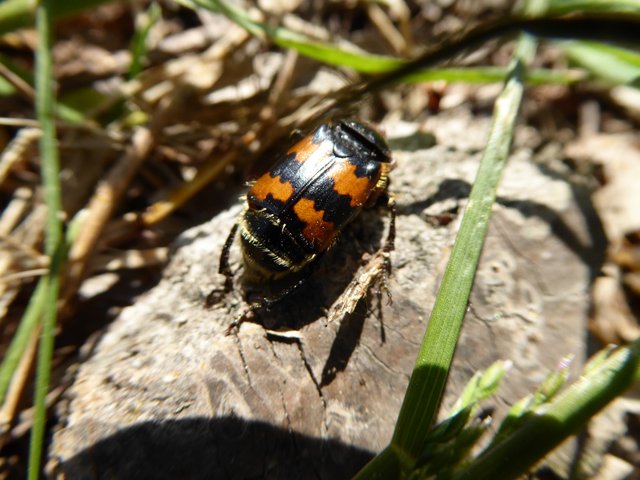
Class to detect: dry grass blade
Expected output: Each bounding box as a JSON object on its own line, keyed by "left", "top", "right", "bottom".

{"left": 0, "top": 328, "right": 38, "bottom": 441}
{"left": 141, "top": 149, "right": 238, "bottom": 225}
{"left": 367, "top": 3, "right": 408, "bottom": 56}
{"left": 90, "top": 247, "right": 169, "bottom": 272}
{"left": 0, "top": 60, "right": 34, "bottom": 101}
{"left": 0, "top": 128, "right": 40, "bottom": 186}
{"left": 62, "top": 127, "right": 153, "bottom": 306}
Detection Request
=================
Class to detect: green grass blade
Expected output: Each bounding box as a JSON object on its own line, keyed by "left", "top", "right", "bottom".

{"left": 0, "top": 75, "right": 15, "bottom": 95}
{"left": 27, "top": 0, "right": 64, "bottom": 477}
{"left": 0, "top": 208, "right": 78, "bottom": 402}
{"left": 181, "top": 0, "right": 404, "bottom": 73}
{"left": 0, "top": 53, "right": 86, "bottom": 123}
{"left": 543, "top": 0, "right": 640, "bottom": 15}
{"left": 0, "top": 0, "right": 34, "bottom": 34}
{"left": 559, "top": 40, "right": 640, "bottom": 85}
{"left": 180, "top": 0, "right": 640, "bottom": 91}
{"left": 452, "top": 341, "right": 640, "bottom": 480}
{"left": 389, "top": 33, "right": 535, "bottom": 461}
{"left": 0, "top": 280, "right": 46, "bottom": 403}
{"left": 129, "top": 2, "right": 161, "bottom": 79}
{"left": 272, "top": 39, "right": 402, "bottom": 73}
{"left": 184, "top": 0, "right": 636, "bottom": 81}
{"left": 354, "top": 34, "right": 537, "bottom": 479}
{"left": 402, "top": 66, "right": 584, "bottom": 85}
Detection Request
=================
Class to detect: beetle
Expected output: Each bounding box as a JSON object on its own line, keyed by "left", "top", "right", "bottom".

{"left": 217, "top": 118, "right": 396, "bottom": 327}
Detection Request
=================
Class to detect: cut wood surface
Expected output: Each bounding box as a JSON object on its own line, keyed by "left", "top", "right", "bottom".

{"left": 50, "top": 110, "right": 604, "bottom": 479}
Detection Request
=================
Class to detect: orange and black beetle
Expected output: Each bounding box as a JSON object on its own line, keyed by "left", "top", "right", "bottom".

{"left": 218, "top": 119, "right": 395, "bottom": 307}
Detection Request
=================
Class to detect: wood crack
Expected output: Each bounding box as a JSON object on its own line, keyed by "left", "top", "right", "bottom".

{"left": 296, "top": 340, "right": 327, "bottom": 426}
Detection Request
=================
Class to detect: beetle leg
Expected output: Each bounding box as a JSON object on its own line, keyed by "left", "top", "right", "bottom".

{"left": 383, "top": 194, "right": 396, "bottom": 254}
{"left": 206, "top": 222, "right": 239, "bottom": 306}
{"left": 225, "top": 255, "right": 324, "bottom": 334}
{"left": 263, "top": 274, "right": 311, "bottom": 306}
{"left": 219, "top": 221, "right": 239, "bottom": 291}
{"left": 224, "top": 279, "right": 297, "bottom": 334}
{"left": 225, "top": 302, "right": 258, "bottom": 335}
{"left": 382, "top": 194, "right": 397, "bottom": 304}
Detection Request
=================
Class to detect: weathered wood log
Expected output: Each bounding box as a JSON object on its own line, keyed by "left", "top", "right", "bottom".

{"left": 50, "top": 111, "right": 603, "bottom": 478}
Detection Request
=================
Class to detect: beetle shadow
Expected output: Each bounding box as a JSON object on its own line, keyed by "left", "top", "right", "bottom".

{"left": 319, "top": 300, "right": 370, "bottom": 388}
{"left": 231, "top": 207, "right": 389, "bottom": 388}
{"left": 251, "top": 169, "right": 605, "bottom": 388}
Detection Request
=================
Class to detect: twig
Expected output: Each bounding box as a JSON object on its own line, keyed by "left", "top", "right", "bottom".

{"left": 62, "top": 127, "right": 154, "bottom": 305}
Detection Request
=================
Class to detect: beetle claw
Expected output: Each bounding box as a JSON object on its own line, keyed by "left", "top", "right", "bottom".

{"left": 224, "top": 303, "right": 260, "bottom": 335}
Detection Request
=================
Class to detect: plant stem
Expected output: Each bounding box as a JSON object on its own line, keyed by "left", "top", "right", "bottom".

{"left": 28, "top": 0, "right": 64, "bottom": 477}
{"left": 452, "top": 341, "right": 640, "bottom": 480}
